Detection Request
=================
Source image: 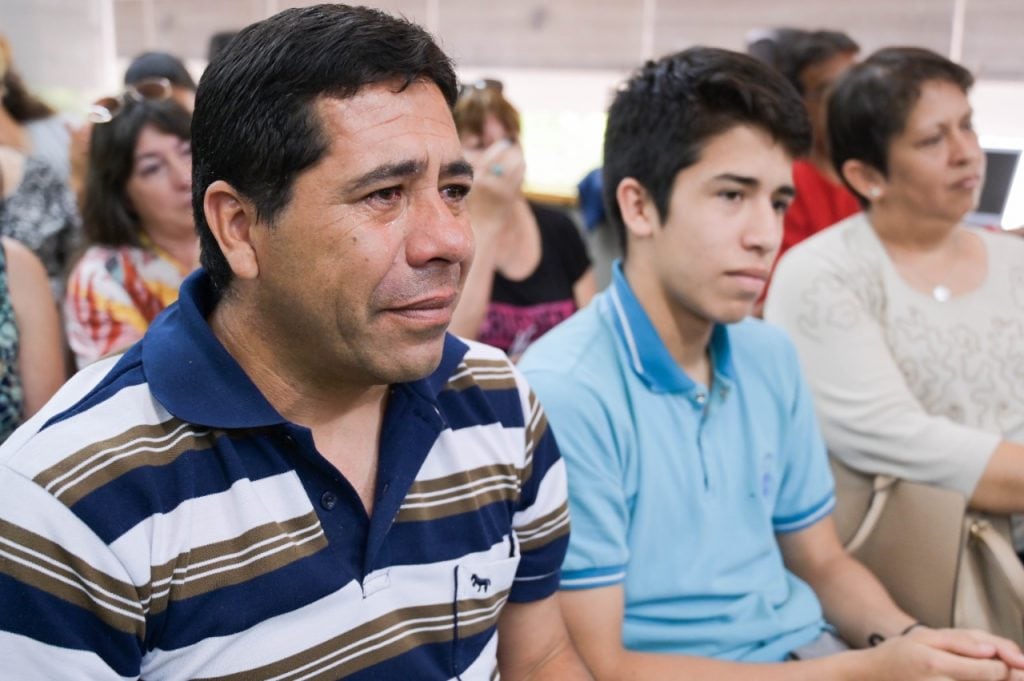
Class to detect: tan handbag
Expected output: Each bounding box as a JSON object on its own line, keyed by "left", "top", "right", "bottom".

{"left": 831, "top": 458, "right": 1024, "bottom": 643}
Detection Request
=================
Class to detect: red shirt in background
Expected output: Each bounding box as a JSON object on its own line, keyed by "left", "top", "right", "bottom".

{"left": 782, "top": 159, "right": 861, "bottom": 257}
{"left": 757, "top": 160, "right": 861, "bottom": 313}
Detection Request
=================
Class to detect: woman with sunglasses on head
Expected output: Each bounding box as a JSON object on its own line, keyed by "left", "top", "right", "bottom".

{"left": 766, "top": 49, "right": 1024, "bottom": 545}
{"left": 65, "top": 96, "right": 196, "bottom": 369}
{"left": 450, "top": 82, "right": 596, "bottom": 362}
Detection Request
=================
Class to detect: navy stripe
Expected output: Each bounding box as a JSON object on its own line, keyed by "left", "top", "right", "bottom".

{"left": 438, "top": 385, "right": 525, "bottom": 431}
{"left": 71, "top": 432, "right": 299, "bottom": 543}
{"left": 508, "top": 535, "right": 566, "bottom": 602}
{"left": 0, "top": 573, "right": 142, "bottom": 676}
{"left": 146, "top": 542, "right": 344, "bottom": 650}
{"left": 381, "top": 500, "right": 518, "bottom": 568}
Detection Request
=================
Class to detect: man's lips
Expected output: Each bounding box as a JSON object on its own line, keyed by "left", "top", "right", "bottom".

{"left": 384, "top": 291, "right": 459, "bottom": 324}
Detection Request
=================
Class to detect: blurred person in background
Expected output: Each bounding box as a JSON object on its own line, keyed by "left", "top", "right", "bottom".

{"left": 0, "top": 35, "right": 73, "bottom": 181}
{"left": 124, "top": 51, "right": 198, "bottom": 112}
{"left": 0, "top": 233, "right": 65, "bottom": 442}
{"left": 766, "top": 48, "right": 1024, "bottom": 548}
{"left": 65, "top": 95, "right": 196, "bottom": 368}
{"left": 69, "top": 51, "right": 199, "bottom": 205}
{"left": 0, "top": 39, "right": 81, "bottom": 296}
{"left": 749, "top": 28, "right": 861, "bottom": 258}
{"left": 451, "top": 81, "right": 595, "bottom": 360}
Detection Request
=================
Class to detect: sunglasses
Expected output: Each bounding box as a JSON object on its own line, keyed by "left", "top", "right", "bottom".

{"left": 86, "top": 77, "right": 172, "bottom": 124}
{"left": 457, "top": 78, "right": 503, "bottom": 99}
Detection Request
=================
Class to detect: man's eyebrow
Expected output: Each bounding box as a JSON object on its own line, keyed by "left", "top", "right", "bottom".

{"left": 442, "top": 159, "right": 474, "bottom": 181}
{"left": 343, "top": 159, "right": 424, "bottom": 194}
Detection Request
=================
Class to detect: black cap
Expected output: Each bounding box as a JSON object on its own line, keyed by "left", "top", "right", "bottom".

{"left": 124, "top": 51, "right": 196, "bottom": 91}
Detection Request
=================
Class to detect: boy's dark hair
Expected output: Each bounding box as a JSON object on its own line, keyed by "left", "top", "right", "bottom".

{"left": 191, "top": 4, "right": 458, "bottom": 291}
{"left": 124, "top": 51, "right": 197, "bottom": 91}
{"left": 603, "top": 46, "right": 811, "bottom": 256}
{"left": 83, "top": 98, "right": 192, "bottom": 247}
{"left": 828, "top": 47, "right": 973, "bottom": 205}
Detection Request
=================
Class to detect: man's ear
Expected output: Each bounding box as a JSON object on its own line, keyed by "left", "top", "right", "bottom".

{"left": 203, "top": 180, "right": 260, "bottom": 280}
{"left": 840, "top": 159, "right": 887, "bottom": 203}
{"left": 616, "top": 177, "right": 660, "bottom": 241}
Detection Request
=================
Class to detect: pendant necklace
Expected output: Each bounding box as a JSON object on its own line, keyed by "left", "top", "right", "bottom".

{"left": 928, "top": 231, "right": 960, "bottom": 303}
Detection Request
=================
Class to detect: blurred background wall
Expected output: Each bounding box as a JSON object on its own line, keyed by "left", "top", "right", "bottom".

{"left": 2, "top": 0, "right": 1022, "bottom": 197}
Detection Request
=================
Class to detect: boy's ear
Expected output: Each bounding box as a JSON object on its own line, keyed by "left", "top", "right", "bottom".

{"left": 840, "top": 159, "right": 887, "bottom": 202}
{"left": 616, "top": 177, "right": 661, "bottom": 241}
{"left": 203, "top": 180, "right": 260, "bottom": 280}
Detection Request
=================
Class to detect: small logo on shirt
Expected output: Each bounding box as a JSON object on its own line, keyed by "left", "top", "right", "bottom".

{"left": 470, "top": 574, "right": 491, "bottom": 593}
{"left": 761, "top": 452, "right": 775, "bottom": 498}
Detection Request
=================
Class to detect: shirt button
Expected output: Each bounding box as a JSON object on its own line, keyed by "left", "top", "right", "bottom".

{"left": 695, "top": 392, "right": 707, "bottom": 405}
{"left": 320, "top": 491, "right": 338, "bottom": 510}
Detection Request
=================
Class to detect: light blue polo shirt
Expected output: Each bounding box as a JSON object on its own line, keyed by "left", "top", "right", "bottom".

{"left": 519, "top": 261, "right": 834, "bottom": 662}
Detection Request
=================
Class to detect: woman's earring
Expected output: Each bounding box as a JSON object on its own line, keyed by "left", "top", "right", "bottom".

{"left": 869, "top": 187, "right": 882, "bottom": 199}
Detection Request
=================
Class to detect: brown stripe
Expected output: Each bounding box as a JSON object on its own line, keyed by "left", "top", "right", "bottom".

{"left": 517, "top": 503, "right": 571, "bottom": 554}
{"left": 0, "top": 519, "right": 144, "bottom": 637}
{"left": 195, "top": 599, "right": 461, "bottom": 681}
{"left": 404, "top": 464, "right": 519, "bottom": 497}
{"left": 144, "top": 512, "right": 327, "bottom": 615}
{"left": 446, "top": 359, "right": 518, "bottom": 392}
{"left": 34, "top": 420, "right": 220, "bottom": 507}
{"left": 397, "top": 483, "right": 519, "bottom": 523}
{"left": 455, "top": 589, "right": 509, "bottom": 641}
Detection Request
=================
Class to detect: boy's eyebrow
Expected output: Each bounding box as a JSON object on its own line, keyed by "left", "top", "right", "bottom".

{"left": 711, "top": 173, "right": 796, "bottom": 196}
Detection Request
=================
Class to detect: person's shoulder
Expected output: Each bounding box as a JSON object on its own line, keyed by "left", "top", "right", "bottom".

{"left": 729, "top": 316, "right": 796, "bottom": 357}
{"left": 0, "top": 351, "right": 146, "bottom": 478}
{"left": 727, "top": 318, "right": 803, "bottom": 388}
{"left": 519, "top": 299, "right": 611, "bottom": 379}
{"left": 778, "top": 212, "right": 867, "bottom": 269}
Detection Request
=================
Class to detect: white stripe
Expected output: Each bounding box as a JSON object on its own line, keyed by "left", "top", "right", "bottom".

{"left": 512, "top": 459, "right": 569, "bottom": 529}
{"left": 401, "top": 481, "right": 519, "bottom": 510}
{"left": 415, "top": 426, "right": 525, "bottom": 480}
{"left": 404, "top": 474, "right": 519, "bottom": 502}
{"left": 4, "top": 380, "right": 173, "bottom": 478}
{"left": 0, "top": 545, "right": 145, "bottom": 623}
{"left": 0, "top": 630, "right": 136, "bottom": 681}
{"left": 516, "top": 507, "right": 570, "bottom": 541}
{"left": 111, "top": 471, "right": 315, "bottom": 582}
{"left": 609, "top": 286, "right": 645, "bottom": 377}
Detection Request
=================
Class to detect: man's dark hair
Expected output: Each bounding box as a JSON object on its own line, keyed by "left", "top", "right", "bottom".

{"left": 828, "top": 46, "right": 974, "bottom": 205}
{"left": 83, "top": 98, "right": 192, "bottom": 247}
{"left": 191, "top": 4, "right": 458, "bottom": 291}
{"left": 603, "top": 46, "right": 811, "bottom": 256}
{"left": 207, "top": 31, "right": 238, "bottom": 62}
{"left": 124, "top": 51, "right": 197, "bottom": 91}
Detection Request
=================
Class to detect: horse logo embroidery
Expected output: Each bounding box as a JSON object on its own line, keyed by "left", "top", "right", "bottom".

{"left": 470, "top": 573, "right": 491, "bottom": 593}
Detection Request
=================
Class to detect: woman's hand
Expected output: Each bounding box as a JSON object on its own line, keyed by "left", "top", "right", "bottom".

{"left": 465, "top": 139, "right": 525, "bottom": 238}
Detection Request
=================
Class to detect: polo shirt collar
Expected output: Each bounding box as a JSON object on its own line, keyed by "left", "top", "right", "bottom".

{"left": 143, "top": 269, "right": 469, "bottom": 429}
{"left": 605, "top": 260, "right": 735, "bottom": 395}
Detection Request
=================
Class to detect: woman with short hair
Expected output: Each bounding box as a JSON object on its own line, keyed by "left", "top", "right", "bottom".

{"left": 766, "top": 48, "right": 1024, "bottom": 535}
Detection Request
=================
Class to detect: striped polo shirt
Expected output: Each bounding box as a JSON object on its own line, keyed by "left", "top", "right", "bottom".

{"left": 0, "top": 270, "right": 571, "bottom": 680}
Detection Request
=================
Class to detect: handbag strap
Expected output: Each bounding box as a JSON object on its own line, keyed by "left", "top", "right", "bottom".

{"left": 845, "top": 475, "right": 897, "bottom": 553}
{"left": 970, "top": 518, "right": 1024, "bottom": 611}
